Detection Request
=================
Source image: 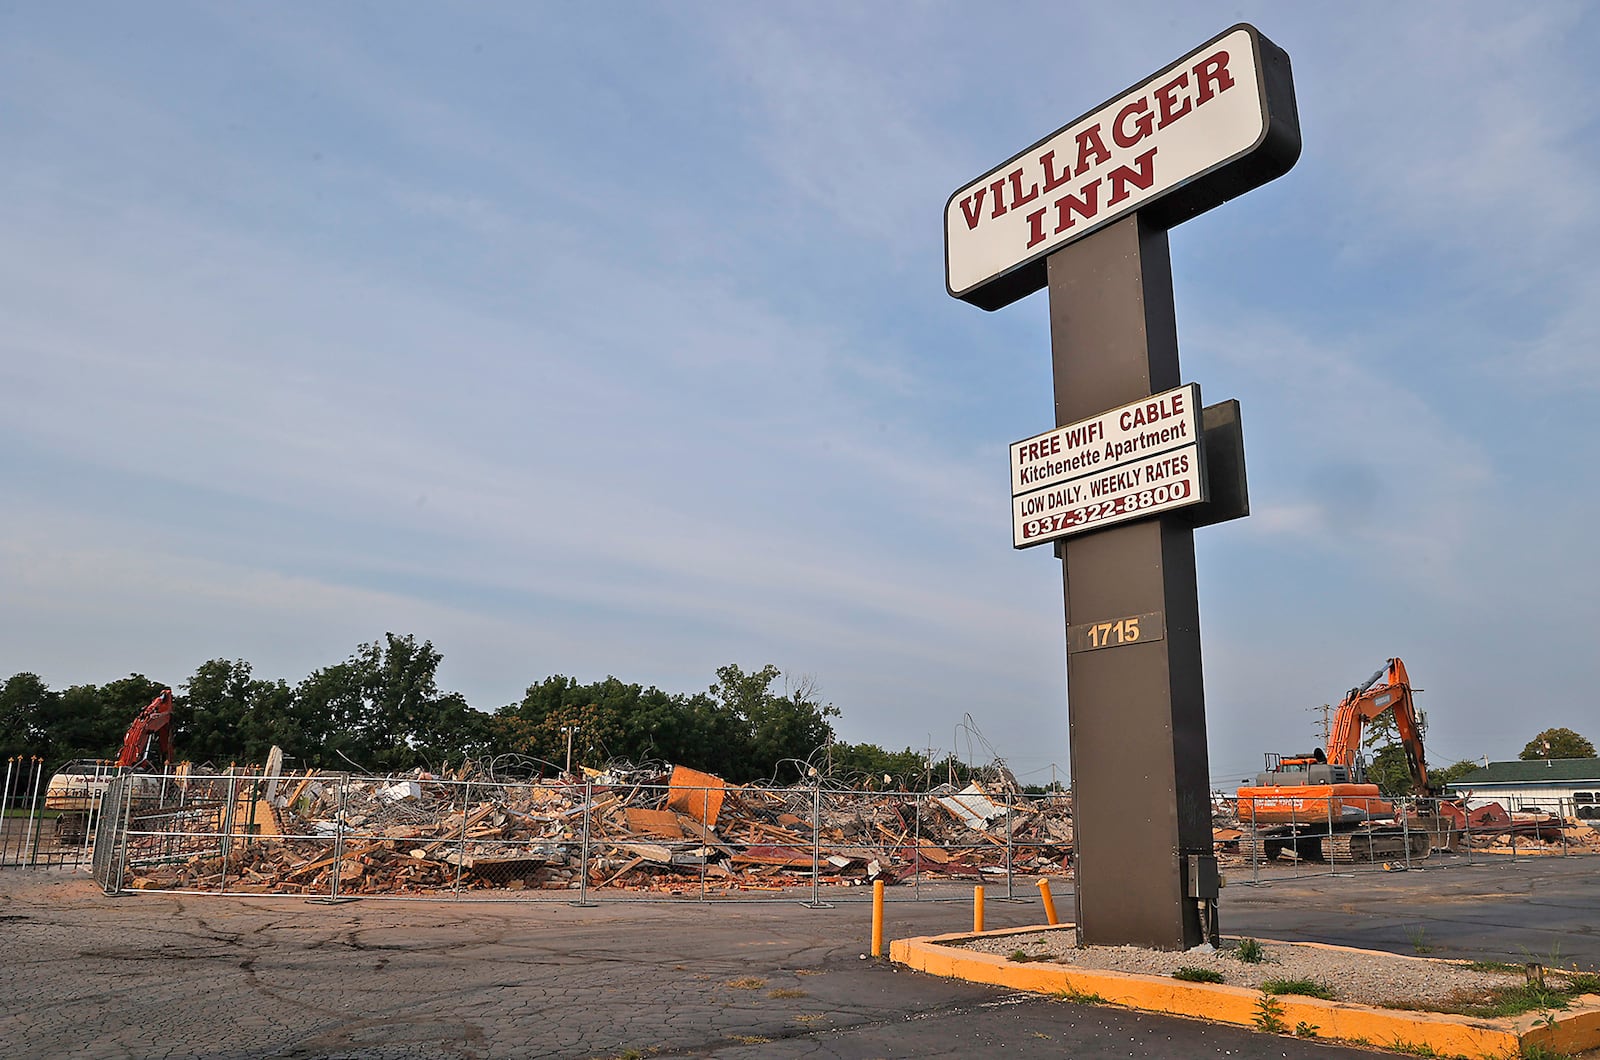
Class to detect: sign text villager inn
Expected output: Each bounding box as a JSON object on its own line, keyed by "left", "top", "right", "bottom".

{"left": 945, "top": 25, "right": 1292, "bottom": 311}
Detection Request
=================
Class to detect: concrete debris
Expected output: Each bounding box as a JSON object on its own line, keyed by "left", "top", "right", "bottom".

{"left": 118, "top": 764, "right": 1075, "bottom": 896}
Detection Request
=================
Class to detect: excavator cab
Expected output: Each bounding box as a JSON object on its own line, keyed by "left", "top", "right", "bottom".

{"left": 1252, "top": 749, "right": 1354, "bottom": 788}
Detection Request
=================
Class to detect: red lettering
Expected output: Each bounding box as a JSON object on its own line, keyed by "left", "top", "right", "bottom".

{"left": 1053, "top": 179, "right": 1100, "bottom": 234}
{"left": 1113, "top": 98, "right": 1153, "bottom": 149}
{"left": 1106, "top": 148, "right": 1156, "bottom": 207}
{"left": 989, "top": 177, "right": 1007, "bottom": 219}
{"left": 1073, "top": 123, "right": 1111, "bottom": 175}
{"left": 1008, "top": 167, "right": 1039, "bottom": 210}
{"left": 1193, "top": 50, "right": 1234, "bottom": 106}
{"left": 1024, "top": 207, "right": 1048, "bottom": 249}
{"left": 1155, "top": 72, "right": 1192, "bottom": 128}
{"left": 1039, "top": 150, "right": 1072, "bottom": 193}
{"left": 958, "top": 188, "right": 987, "bottom": 231}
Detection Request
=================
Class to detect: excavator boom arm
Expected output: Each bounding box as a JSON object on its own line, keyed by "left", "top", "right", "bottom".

{"left": 1325, "top": 658, "right": 1431, "bottom": 796}
{"left": 115, "top": 689, "right": 175, "bottom": 770}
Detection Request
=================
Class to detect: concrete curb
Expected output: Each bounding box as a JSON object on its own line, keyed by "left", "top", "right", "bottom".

{"left": 890, "top": 924, "right": 1600, "bottom": 1058}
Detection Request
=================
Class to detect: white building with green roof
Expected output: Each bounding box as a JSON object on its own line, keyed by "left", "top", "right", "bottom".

{"left": 1443, "top": 758, "right": 1600, "bottom": 819}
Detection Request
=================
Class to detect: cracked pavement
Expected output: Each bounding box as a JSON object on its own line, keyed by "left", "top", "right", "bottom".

{"left": 1, "top": 858, "right": 1595, "bottom": 1058}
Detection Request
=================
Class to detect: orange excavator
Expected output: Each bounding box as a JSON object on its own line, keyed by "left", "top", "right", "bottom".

{"left": 1236, "top": 658, "right": 1438, "bottom": 862}
{"left": 45, "top": 689, "right": 176, "bottom": 842}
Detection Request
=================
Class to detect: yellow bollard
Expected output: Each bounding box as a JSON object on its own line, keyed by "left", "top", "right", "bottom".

{"left": 870, "top": 879, "right": 885, "bottom": 957}
{"left": 1036, "top": 878, "right": 1059, "bottom": 926}
{"left": 973, "top": 884, "right": 986, "bottom": 933}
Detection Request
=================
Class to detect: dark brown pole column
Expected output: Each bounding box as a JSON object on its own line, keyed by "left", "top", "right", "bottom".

{"left": 1049, "top": 211, "right": 1213, "bottom": 950}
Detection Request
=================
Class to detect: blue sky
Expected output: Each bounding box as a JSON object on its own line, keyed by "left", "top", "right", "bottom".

{"left": 4, "top": 3, "right": 1598, "bottom": 789}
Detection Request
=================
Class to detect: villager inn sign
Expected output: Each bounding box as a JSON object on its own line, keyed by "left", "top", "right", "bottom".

{"left": 945, "top": 24, "right": 1299, "bottom": 950}
{"left": 945, "top": 25, "right": 1298, "bottom": 312}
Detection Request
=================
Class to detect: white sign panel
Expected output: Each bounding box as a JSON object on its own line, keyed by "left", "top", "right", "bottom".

{"left": 1011, "top": 384, "right": 1201, "bottom": 496}
{"left": 1010, "top": 384, "right": 1207, "bottom": 548}
{"left": 946, "top": 24, "right": 1299, "bottom": 311}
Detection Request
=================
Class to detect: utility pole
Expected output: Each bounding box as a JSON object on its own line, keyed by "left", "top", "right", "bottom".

{"left": 1309, "top": 703, "right": 1332, "bottom": 749}
{"left": 561, "top": 725, "right": 581, "bottom": 775}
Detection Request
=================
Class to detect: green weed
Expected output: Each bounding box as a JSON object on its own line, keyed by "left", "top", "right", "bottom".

{"left": 1518, "top": 1044, "right": 1575, "bottom": 1059}
{"left": 1007, "top": 948, "right": 1048, "bottom": 963}
{"left": 1252, "top": 994, "right": 1287, "bottom": 1034}
{"left": 1293, "top": 1021, "right": 1320, "bottom": 1039}
{"left": 1261, "top": 977, "right": 1336, "bottom": 1000}
{"left": 1564, "top": 971, "right": 1600, "bottom": 995}
{"left": 1405, "top": 925, "right": 1433, "bottom": 954}
{"left": 1052, "top": 987, "right": 1108, "bottom": 1005}
{"left": 1172, "top": 966, "right": 1224, "bottom": 983}
{"left": 1234, "top": 937, "right": 1265, "bottom": 964}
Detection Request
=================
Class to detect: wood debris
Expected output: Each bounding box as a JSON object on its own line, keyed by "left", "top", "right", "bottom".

{"left": 115, "top": 763, "right": 1076, "bottom": 896}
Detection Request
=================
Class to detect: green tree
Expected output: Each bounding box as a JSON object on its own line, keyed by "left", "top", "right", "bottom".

{"left": 46, "top": 675, "right": 169, "bottom": 764}
{"left": 1519, "top": 727, "right": 1596, "bottom": 761}
{"left": 1429, "top": 759, "right": 1481, "bottom": 789}
{"left": 0, "top": 673, "right": 58, "bottom": 762}
{"left": 178, "top": 660, "right": 302, "bottom": 768}
{"left": 707, "top": 664, "right": 838, "bottom": 782}
{"left": 294, "top": 633, "right": 485, "bottom": 771}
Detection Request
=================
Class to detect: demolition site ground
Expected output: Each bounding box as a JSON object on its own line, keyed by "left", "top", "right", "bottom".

{"left": 2, "top": 856, "right": 1597, "bottom": 1060}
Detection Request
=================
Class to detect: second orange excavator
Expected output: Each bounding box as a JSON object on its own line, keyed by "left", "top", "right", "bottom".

{"left": 1236, "top": 658, "right": 1440, "bottom": 862}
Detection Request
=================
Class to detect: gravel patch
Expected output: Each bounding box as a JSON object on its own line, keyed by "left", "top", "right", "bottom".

{"left": 957, "top": 931, "right": 1542, "bottom": 1009}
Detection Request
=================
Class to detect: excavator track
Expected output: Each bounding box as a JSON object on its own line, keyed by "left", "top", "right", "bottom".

{"left": 1320, "top": 829, "right": 1432, "bottom": 864}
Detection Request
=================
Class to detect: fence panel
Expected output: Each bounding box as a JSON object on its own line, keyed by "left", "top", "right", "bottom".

{"left": 68, "top": 776, "right": 1600, "bottom": 902}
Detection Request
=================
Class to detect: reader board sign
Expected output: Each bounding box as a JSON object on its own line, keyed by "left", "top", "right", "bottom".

{"left": 946, "top": 24, "right": 1299, "bottom": 311}
{"left": 1011, "top": 384, "right": 1206, "bottom": 548}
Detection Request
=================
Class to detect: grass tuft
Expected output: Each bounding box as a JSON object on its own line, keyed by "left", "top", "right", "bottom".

{"left": 1261, "top": 977, "right": 1336, "bottom": 1000}
{"left": 724, "top": 976, "right": 768, "bottom": 990}
{"left": 1172, "top": 966, "right": 1224, "bottom": 983}
{"left": 1052, "top": 986, "right": 1108, "bottom": 1005}
{"left": 1564, "top": 971, "right": 1600, "bottom": 995}
{"left": 1234, "top": 937, "right": 1266, "bottom": 964}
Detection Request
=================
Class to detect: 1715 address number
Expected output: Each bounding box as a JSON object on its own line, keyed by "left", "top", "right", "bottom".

{"left": 1066, "top": 611, "right": 1165, "bottom": 655}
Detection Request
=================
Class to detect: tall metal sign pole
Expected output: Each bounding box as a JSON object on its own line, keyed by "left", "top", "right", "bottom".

{"left": 947, "top": 25, "right": 1300, "bottom": 949}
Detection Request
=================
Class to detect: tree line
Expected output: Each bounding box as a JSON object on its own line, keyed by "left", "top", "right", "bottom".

{"left": 0, "top": 633, "right": 964, "bottom": 787}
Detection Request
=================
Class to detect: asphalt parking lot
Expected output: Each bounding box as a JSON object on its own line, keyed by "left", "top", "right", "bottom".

{"left": 1, "top": 856, "right": 1595, "bottom": 1059}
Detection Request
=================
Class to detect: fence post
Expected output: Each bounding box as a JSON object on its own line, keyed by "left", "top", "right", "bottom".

{"left": 1248, "top": 796, "right": 1259, "bottom": 886}
{"left": 1401, "top": 798, "right": 1413, "bottom": 870}
{"left": 457, "top": 781, "right": 467, "bottom": 896}
{"left": 25, "top": 758, "right": 46, "bottom": 867}
{"left": 913, "top": 792, "right": 923, "bottom": 902}
{"left": 220, "top": 771, "right": 239, "bottom": 894}
{"left": 454, "top": 777, "right": 469, "bottom": 897}
{"left": 326, "top": 774, "right": 346, "bottom": 902}
{"left": 809, "top": 780, "right": 822, "bottom": 908}
{"left": 1004, "top": 791, "right": 1015, "bottom": 900}
{"left": 2, "top": 757, "right": 16, "bottom": 865}
{"left": 1327, "top": 791, "right": 1336, "bottom": 879}
{"left": 78, "top": 767, "right": 101, "bottom": 869}
{"left": 575, "top": 779, "right": 595, "bottom": 907}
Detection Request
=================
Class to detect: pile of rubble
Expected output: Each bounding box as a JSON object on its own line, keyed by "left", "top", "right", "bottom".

{"left": 120, "top": 763, "right": 1074, "bottom": 896}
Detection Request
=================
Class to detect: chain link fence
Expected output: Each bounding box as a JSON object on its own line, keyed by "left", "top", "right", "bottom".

{"left": 1223, "top": 793, "right": 1596, "bottom": 887}
{"left": 78, "top": 769, "right": 1069, "bottom": 904}
{"left": 12, "top": 759, "right": 1596, "bottom": 904}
